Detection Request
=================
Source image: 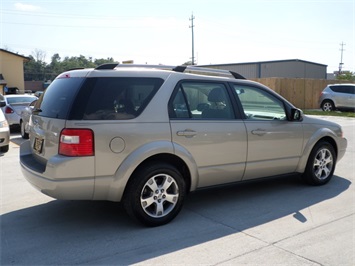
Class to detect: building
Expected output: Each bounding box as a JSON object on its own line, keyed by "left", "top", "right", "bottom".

{"left": 199, "top": 59, "right": 327, "bottom": 79}
{"left": 0, "top": 49, "right": 30, "bottom": 94}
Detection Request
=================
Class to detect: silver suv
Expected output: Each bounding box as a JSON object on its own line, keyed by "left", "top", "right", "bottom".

{"left": 319, "top": 84, "right": 355, "bottom": 111}
{"left": 20, "top": 64, "right": 347, "bottom": 226}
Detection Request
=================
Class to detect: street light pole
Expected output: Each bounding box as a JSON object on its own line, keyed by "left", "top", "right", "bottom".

{"left": 189, "top": 14, "right": 195, "bottom": 65}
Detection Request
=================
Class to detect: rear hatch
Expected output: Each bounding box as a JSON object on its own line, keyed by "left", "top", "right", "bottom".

{"left": 29, "top": 71, "right": 89, "bottom": 163}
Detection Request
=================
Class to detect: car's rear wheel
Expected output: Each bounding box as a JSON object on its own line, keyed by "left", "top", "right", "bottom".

{"left": 303, "top": 141, "right": 336, "bottom": 185}
{"left": 123, "top": 163, "right": 186, "bottom": 226}
{"left": 20, "top": 120, "right": 29, "bottom": 139}
{"left": 321, "top": 100, "right": 335, "bottom": 111}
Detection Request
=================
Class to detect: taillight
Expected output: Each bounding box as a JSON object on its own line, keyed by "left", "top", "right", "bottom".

{"left": 5, "top": 106, "right": 14, "bottom": 114}
{"left": 59, "top": 129, "right": 94, "bottom": 156}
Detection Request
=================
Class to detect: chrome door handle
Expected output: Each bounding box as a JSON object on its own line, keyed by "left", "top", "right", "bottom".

{"left": 177, "top": 129, "right": 197, "bottom": 137}
{"left": 251, "top": 129, "right": 267, "bottom": 136}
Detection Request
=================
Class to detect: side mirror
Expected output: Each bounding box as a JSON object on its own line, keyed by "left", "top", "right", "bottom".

{"left": 0, "top": 101, "right": 5, "bottom": 108}
{"left": 291, "top": 108, "right": 303, "bottom": 121}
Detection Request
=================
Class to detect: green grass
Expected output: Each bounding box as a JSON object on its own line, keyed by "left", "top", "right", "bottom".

{"left": 304, "top": 109, "right": 355, "bottom": 118}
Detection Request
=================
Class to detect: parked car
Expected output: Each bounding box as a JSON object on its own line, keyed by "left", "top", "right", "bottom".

{"left": 1, "top": 94, "right": 37, "bottom": 128}
{"left": 20, "top": 64, "right": 347, "bottom": 226}
{"left": 0, "top": 95, "right": 10, "bottom": 153}
{"left": 20, "top": 100, "right": 37, "bottom": 139}
{"left": 319, "top": 84, "right": 355, "bottom": 111}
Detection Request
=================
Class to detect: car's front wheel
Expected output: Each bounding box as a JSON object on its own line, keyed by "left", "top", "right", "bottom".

{"left": 303, "top": 141, "right": 336, "bottom": 185}
{"left": 321, "top": 100, "right": 335, "bottom": 111}
{"left": 123, "top": 163, "right": 186, "bottom": 226}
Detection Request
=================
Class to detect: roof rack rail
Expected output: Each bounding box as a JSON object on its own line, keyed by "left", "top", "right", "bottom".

{"left": 95, "top": 63, "right": 246, "bottom": 79}
{"left": 66, "top": 67, "right": 85, "bottom": 71}
{"left": 172, "top": 65, "right": 246, "bottom": 79}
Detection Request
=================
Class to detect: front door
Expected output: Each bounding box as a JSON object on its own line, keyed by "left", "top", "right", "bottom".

{"left": 231, "top": 84, "right": 304, "bottom": 180}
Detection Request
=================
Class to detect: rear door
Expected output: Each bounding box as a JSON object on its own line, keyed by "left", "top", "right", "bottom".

{"left": 169, "top": 81, "right": 247, "bottom": 188}
{"left": 231, "top": 84, "right": 304, "bottom": 180}
{"left": 342, "top": 85, "right": 355, "bottom": 108}
{"left": 331, "top": 85, "right": 355, "bottom": 108}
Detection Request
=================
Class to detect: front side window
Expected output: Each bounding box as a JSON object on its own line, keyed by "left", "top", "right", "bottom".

{"left": 169, "top": 82, "right": 234, "bottom": 119}
{"left": 233, "top": 85, "right": 286, "bottom": 120}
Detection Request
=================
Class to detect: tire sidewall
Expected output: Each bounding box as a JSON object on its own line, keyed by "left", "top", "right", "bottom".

{"left": 304, "top": 141, "right": 336, "bottom": 185}
{"left": 124, "top": 163, "right": 186, "bottom": 226}
{"left": 322, "top": 100, "right": 335, "bottom": 111}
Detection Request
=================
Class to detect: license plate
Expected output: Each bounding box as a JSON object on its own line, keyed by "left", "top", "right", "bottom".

{"left": 34, "top": 138, "right": 44, "bottom": 154}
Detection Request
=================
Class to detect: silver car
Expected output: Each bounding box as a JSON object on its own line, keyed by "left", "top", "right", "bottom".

{"left": 20, "top": 100, "right": 37, "bottom": 139}
{"left": 20, "top": 65, "right": 347, "bottom": 226}
{"left": 319, "top": 84, "right": 355, "bottom": 111}
{"left": 0, "top": 96, "right": 10, "bottom": 153}
{"left": 1, "top": 94, "right": 37, "bottom": 127}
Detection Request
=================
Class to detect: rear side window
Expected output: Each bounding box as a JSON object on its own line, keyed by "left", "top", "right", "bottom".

{"left": 34, "top": 77, "right": 84, "bottom": 119}
{"left": 70, "top": 77, "right": 164, "bottom": 120}
{"left": 330, "top": 85, "right": 355, "bottom": 94}
{"left": 169, "top": 81, "right": 234, "bottom": 119}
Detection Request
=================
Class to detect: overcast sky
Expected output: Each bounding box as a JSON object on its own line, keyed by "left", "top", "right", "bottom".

{"left": 1, "top": 0, "right": 354, "bottom": 73}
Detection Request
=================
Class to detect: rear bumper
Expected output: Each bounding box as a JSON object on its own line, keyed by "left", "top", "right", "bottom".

{"left": 20, "top": 140, "right": 95, "bottom": 200}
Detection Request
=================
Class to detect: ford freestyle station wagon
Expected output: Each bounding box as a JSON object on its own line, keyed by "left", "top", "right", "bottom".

{"left": 20, "top": 64, "right": 347, "bottom": 226}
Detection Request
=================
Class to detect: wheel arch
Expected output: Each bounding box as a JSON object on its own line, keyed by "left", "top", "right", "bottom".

{"left": 297, "top": 134, "right": 338, "bottom": 173}
{"left": 125, "top": 153, "right": 192, "bottom": 196}
{"left": 321, "top": 99, "right": 336, "bottom": 109}
{"left": 102, "top": 141, "right": 198, "bottom": 202}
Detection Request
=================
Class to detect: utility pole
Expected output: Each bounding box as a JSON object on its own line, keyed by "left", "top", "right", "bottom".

{"left": 339, "top": 42, "right": 345, "bottom": 74}
{"left": 189, "top": 13, "right": 195, "bottom": 65}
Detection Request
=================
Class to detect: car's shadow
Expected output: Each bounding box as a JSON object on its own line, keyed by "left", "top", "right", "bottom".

{"left": 0, "top": 174, "right": 351, "bottom": 265}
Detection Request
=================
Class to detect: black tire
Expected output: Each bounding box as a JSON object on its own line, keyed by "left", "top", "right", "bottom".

{"left": 321, "top": 100, "right": 335, "bottom": 112}
{"left": 123, "top": 163, "right": 186, "bottom": 227}
{"left": 303, "top": 141, "right": 336, "bottom": 185}
{"left": 0, "top": 145, "right": 9, "bottom": 153}
{"left": 20, "top": 120, "right": 29, "bottom": 139}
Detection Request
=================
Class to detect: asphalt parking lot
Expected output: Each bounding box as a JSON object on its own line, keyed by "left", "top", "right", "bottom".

{"left": 1, "top": 116, "right": 354, "bottom": 266}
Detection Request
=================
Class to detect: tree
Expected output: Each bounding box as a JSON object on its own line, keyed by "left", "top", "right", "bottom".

{"left": 24, "top": 51, "right": 119, "bottom": 81}
{"left": 95, "top": 57, "right": 115, "bottom": 66}
{"left": 337, "top": 72, "right": 355, "bottom": 81}
{"left": 32, "top": 49, "right": 46, "bottom": 62}
{"left": 24, "top": 55, "right": 47, "bottom": 81}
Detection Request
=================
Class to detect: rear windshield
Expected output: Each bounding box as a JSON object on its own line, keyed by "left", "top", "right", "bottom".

{"left": 69, "top": 77, "right": 164, "bottom": 120}
{"left": 33, "top": 77, "right": 84, "bottom": 119}
{"left": 7, "top": 96, "right": 37, "bottom": 104}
